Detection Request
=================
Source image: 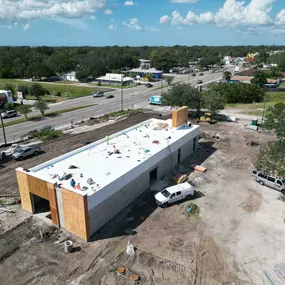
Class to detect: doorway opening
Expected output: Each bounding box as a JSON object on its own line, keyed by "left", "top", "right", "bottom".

{"left": 31, "top": 193, "right": 52, "bottom": 221}
{"left": 149, "top": 167, "right": 158, "bottom": 184}
{"left": 178, "top": 148, "right": 181, "bottom": 164}
{"left": 193, "top": 137, "right": 197, "bottom": 151}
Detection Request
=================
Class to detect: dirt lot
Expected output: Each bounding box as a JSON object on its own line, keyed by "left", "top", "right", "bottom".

{"left": 1, "top": 113, "right": 285, "bottom": 285}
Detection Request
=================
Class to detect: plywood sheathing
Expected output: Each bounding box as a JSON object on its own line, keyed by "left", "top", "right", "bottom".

{"left": 16, "top": 169, "right": 33, "bottom": 213}
{"left": 61, "top": 188, "right": 90, "bottom": 241}
{"left": 47, "top": 183, "right": 59, "bottom": 226}
{"left": 172, "top": 106, "right": 189, "bottom": 128}
{"left": 27, "top": 174, "right": 49, "bottom": 200}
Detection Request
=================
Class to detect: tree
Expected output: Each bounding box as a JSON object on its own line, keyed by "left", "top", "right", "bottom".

{"left": 202, "top": 90, "right": 226, "bottom": 114}
{"left": 165, "top": 76, "right": 174, "bottom": 85}
{"left": 17, "top": 105, "right": 32, "bottom": 120}
{"left": 33, "top": 100, "right": 49, "bottom": 117}
{"left": 163, "top": 84, "right": 202, "bottom": 117}
{"left": 250, "top": 71, "right": 267, "bottom": 88}
{"left": 209, "top": 83, "right": 265, "bottom": 104}
{"left": 26, "top": 62, "right": 53, "bottom": 79}
{"left": 263, "top": 102, "right": 285, "bottom": 139}
{"left": 223, "top": 71, "right": 232, "bottom": 81}
{"left": 29, "top": 83, "right": 46, "bottom": 99}
{"left": 269, "top": 66, "right": 281, "bottom": 79}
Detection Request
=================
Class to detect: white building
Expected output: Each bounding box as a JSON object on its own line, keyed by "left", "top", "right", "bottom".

{"left": 62, "top": 71, "right": 77, "bottom": 81}
{"left": 95, "top": 73, "right": 134, "bottom": 85}
{"left": 129, "top": 58, "right": 163, "bottom": 79}
{"left": 16, "top": 107, "right": 200, "bottom": 241}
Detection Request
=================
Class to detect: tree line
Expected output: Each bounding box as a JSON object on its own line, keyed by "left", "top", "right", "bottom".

{"left": 0, "top": 45, "right": 285, "bottom": 80}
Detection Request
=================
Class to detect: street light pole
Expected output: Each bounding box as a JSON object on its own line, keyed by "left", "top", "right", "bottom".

{"left": 121, "top": 68, "right": 123, "bottom": 111}
{"left": 0, "top": 111, "right": 7, "bottom": 145}
{"left": 161, "top": 78, "right": 163, "bottom": 95}
{"left": 261, "top": 92, "right": 268, "bottom": 124}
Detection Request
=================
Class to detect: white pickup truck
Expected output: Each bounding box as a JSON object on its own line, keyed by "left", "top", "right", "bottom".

{"left": 0, "top": 144, "right": 22, "bottom": 159}
{"left": 155, "top": 182, "right": 196, "bottom": 208}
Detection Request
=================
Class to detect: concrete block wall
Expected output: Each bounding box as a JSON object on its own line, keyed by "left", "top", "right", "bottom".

{"left": 88, "top": 170, "right": 150, "bottom": 234}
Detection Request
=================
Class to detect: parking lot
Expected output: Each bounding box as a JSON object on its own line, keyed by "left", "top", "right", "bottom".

{"left": 1, "top": 113, "right": 285, "bottom": 284}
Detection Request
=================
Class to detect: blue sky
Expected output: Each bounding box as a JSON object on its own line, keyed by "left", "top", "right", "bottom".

{"left": 0, "top": 0, "right": 285, "bottom": 46}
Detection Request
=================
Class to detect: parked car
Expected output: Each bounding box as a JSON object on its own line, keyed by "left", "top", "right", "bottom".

{"left": 145, "top": 83, "right": 153, "bottom": 88}
{"left": 252, "top": 170, "right": 285, "bottom": 193}
{"left": 93, "top": 91, "right": 104, "bottom": 98}
{"left": 106, "top": 94, "right": 114, "bottom": 99}
{"left": 197, "top": 80, "right": 203, "bottom": 84}
{"left": 199, "top": 73, "right": 204, "bottom": 76}
{"left": 12, "top": 145, "right": 41, "bottom": 160}
{"left": 1, "top": 144, "right": 22, "bottom": 159}
{"left": 154, "top": 182, "right": 196, "bottom": 208}
{"left": 1, "top": 110, "right": 18, "bottom": 119}
{"left": 191, "top": 73, "right": 196, "bottom": 77}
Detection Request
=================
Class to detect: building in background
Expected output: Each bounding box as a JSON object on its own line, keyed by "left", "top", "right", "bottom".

{"left": 16, "top": 107, "right": 200, "bottom": 241}
{"left": 95, "top": 73, "right": 134, "bottom": 85}
{"left": 129, "top": 59, "right": 163, "bottom": 80}
{"left": 61, "top": 71, "right": 77, "bottom": 81}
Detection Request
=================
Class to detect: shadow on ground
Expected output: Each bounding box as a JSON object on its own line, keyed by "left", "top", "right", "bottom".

{"left": 91, "top": 191, "right": 158, "bottom": 241}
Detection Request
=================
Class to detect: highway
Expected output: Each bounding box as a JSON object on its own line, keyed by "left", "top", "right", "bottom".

{"left": 0, "top": 71, "right": 226, "bottom": 145}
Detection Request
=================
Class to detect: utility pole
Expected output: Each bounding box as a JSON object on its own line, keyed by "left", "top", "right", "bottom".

{"left": 261, "top": 92, "right": 268, "bottom": 124}
{"left": 161, "top": 77, "right": 163, "bottom": 95}
{"left": 121, "top": 68, "right": 123, "bottom": 111}
{"left": 0, "top": 105, "right": 7, "bottom": 145}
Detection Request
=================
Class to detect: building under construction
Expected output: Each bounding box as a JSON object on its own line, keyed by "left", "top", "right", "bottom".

{"left": 16, "top": 107, "right": 200, "bottom": 241}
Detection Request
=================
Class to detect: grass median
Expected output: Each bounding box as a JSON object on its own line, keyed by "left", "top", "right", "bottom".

{"left": 3, "top": 104, "right": 97, "bottom": 127}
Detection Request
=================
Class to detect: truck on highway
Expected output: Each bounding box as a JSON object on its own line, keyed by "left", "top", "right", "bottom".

{"left": 149, "top": 95, "right": 162, "bottom": 105}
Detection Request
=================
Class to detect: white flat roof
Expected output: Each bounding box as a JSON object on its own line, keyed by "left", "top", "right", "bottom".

{"left": 26, "top": 118, "right": 199, "bottom": 197}
{"left": 129, "top": 68, "right": 162, "bottom": 73}
{"left": 96, "top": 73, "right": 133, "bottom": 82}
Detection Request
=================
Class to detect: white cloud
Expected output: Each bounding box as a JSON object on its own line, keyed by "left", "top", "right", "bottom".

{"left": 146, "top": 26, "right": 160, "bottom": 32}
{"left": 160, "top": 0, "right": 276, "bottom": 28}
{"left": 160, "top": 15, "right": 170, "bottom": 24}
{"left": 276, "top": 9, "right": 285, "bottom": 25}
{"left": 122, "top": 17, "right": 143, "bottom": 31}
{"left": 170, "top": 0, "right": 198, "bottom": 3}
{"left": 108, "top": 24, "right": 116, "bottom": 30}
{"left": 90, "top": 15, "right": 96, "bottom": 20}
{"left": 0, "top": 0, "right": 106, "bottom": 21}
{"left": 104, "top": 9, "right": 113, "bottom": 15}
{"left": 1, "top": 25, "right": 12, "bottom": 29}
{"left": 124, "top": 1, "right": 135, "bottom": 6}
{"left": 23, "top": 23, "right": 30, "bottom": 30}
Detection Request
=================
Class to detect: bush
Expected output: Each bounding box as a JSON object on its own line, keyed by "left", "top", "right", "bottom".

{"left": 38, "top": 129, "right": 63, "bottom": 141}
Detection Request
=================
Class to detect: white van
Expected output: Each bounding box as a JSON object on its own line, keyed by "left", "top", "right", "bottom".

{"left": 155, "top": 182, "right": 196, "bottom": 208}
{"left": 252, "top": 170, "right": 285, "bottom": 193}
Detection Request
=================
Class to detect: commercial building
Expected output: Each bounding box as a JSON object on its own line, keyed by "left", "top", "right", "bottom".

{"left": 95, "top": 73, "right": 134, "bottom": 85}
{"left": 61, "top": 71, "right": 77, "bottom": 81}
{"left": 16, "top": 107, "right": 200, "bottom": 241}
{"left": 129, "top": 59, "right": 163, "bottom": 79}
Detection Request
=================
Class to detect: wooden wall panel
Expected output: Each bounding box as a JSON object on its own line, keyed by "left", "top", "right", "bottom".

{"left": 61, "top": 188, "right": 90, "bottom": 241}
{"left": 26, "top": 175, "right": 49, "bottom": 200}
{"left": 16, "top": 169, "right": 33, "bottom": 213}
{"left": 172, "top": 106, "right": 189, "bottom": 128}
{"left": 47, "top": 183, "right": 59, "bottom": 226}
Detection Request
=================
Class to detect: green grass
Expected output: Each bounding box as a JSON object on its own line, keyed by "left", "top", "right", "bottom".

{"left": 3, "top": 104, "right": 96, "bottom": 127}
{"left": 0, "top": 78, "right": 100, "bottom": 99}
{"left": 279, "top": 82, "right": 285, "bottom": 88}
{"left": 226, "top": 92, "right": 285, "bottom": 110}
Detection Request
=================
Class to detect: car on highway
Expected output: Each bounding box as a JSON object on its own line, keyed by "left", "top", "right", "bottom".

{"left": 12, "top": 145, "right": 41, "bottom": 160}
{"left": 191, "top": 73, "right": 196, "bottom": 77}
{"left": 154, "top": 182, "right": 196, "bottom": 208}
{"left": 1, "top": 110, "right": 18, "bottom": 119}
{"left": 93, "top": 91, "right": 104, "bottom": 98}
{"left": 199, "top": 73, "right": 204, "bottom": 76}
{"left": 106, "top": 94, "right": 114, "bottom": 99}
{"left": 145, "top": 83, "right": 153, "bottom": 88}
{"left": 197, "top": 80, "right": 203, "bottom": 84}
